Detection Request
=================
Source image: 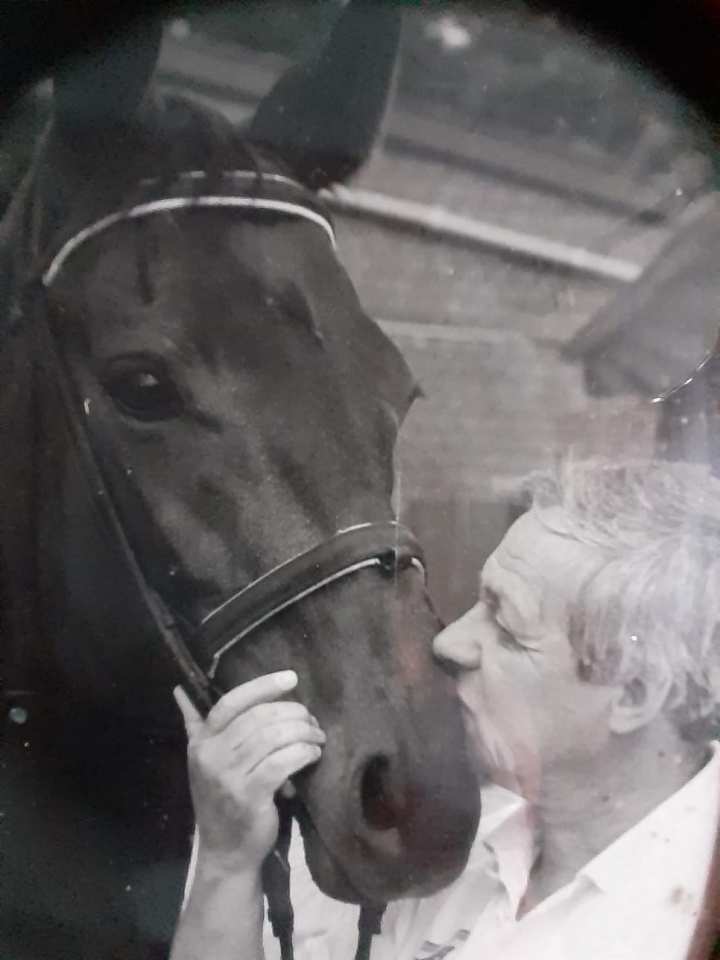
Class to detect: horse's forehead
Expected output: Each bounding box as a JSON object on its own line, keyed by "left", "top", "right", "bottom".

{"left": 49, "top": 212, "right": 414, "bottom": 417}
{"left": 58, "top": 214, "right": 348, "bottom": 343}
{"left": 88, "top": 213, "right": 333, "bottom": 287}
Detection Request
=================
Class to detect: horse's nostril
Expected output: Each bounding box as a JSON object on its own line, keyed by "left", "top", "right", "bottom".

{"left": 360, "top": 754, "right": 403, "bottom": 831}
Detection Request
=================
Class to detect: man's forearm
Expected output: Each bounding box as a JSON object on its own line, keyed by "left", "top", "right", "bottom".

{"left": 171, "top": 854, "right": 265, "bottom": 960}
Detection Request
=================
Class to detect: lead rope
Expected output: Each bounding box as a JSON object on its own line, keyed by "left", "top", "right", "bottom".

{"left": 262, "top": 797, "right": 385, "bottom": 960}
{"left": 262, "top": 798, "right": 295, "bottom": 960}
{"left": 262, "top": 798, "right": 386, "bottom": 960}
{"left": 355, "top": 905, "right": 386, "bottom": 960}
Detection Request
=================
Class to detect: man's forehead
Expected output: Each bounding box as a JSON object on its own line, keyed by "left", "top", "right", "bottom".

{"left": 483, "top": 508, "right": 602, "bottom": 595}
{"left": 487, "top": 511, "right": 548, "bottom": 573}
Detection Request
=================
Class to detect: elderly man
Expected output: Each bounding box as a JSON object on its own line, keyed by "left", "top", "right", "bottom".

{"left": 173, "top": 459, "right": 720, "bottom": 960}
{"left": 428, "top": 458, "right": 720, "bottom": 959}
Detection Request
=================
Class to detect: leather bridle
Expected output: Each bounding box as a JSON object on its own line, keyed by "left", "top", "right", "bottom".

{"left": 28, "top": 169, "right": 426, "bottom": 960}
{"left": 36, "top": 169, "right": 426, "bottom": 705}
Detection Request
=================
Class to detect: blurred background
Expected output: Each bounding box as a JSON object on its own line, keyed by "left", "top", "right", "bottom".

{"left": 4, "top": 0, "right": 717, "bottom": 620}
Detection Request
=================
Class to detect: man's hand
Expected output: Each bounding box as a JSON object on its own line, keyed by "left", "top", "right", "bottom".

{"left": 174, "top": 671, "right": 325, "bottom": 873}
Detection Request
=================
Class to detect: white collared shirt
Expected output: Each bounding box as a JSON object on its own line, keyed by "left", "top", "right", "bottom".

{"left": 457, "top": 743, "right": 720, "bottom": 960}
{"left": 265, "top": 745, "right": 719, "bottom": 960}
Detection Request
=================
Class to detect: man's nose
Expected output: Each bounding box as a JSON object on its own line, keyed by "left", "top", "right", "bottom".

{"left": 433, "top": 604, "right": 485, "bottom": 669}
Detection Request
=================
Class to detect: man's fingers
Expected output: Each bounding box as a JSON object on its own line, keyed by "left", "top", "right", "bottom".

{"left": 173, "top": 685, "right": 204, "bottom": 738}
{"left": 238, "top": 720, "right": 326, "bottom": 772}
{"left": 248, "top": 742, "right": 323, "bottom": 797}
{"left": 217, "top": 701, "right": 315, "bottom": 746}
{"left": 206, "top": 671, "right": 298, "bottom": 733}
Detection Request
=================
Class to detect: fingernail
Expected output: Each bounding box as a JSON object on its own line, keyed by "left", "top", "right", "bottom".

{"left": 310, "top": 714, "right": 319, "bottom": 727}
{"left": 273, "top": 670, "right": 298, "bottom": 690}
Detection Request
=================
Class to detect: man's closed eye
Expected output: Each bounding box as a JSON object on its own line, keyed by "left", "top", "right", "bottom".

{"left": 497, "top": 624, "right": 525, "bottom": 651}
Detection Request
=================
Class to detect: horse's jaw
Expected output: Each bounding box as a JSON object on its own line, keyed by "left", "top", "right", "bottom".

{"left": 293, "top": 776, "right": 479, "bottom": 906}
{"left": 297, "top": 815, "right": 473, "bottom": 906}
{"left": 293, "top": 801, "right": 367, "bottom": 905}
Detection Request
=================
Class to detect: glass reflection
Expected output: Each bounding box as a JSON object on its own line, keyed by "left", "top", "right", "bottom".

{"left": 0, "top": 3, "right": 718, "bottom": 959}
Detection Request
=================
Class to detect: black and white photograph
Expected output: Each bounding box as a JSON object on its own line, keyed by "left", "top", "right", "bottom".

{"left": 1, "top": 1, "right": 720, "bottom": 958}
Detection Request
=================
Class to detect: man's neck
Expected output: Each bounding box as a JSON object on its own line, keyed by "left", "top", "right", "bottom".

{"left": 522, "top": 724, "right": 706, "bottom": 912}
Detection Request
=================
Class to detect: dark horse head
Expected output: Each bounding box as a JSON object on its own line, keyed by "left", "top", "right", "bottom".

{"left": 0, "top": 5, "right": 479, "bottom": 911}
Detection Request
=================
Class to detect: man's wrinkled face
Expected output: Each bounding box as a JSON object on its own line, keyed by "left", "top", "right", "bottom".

{"left": 433, "top": 508, "right": 616, "bottom": 800}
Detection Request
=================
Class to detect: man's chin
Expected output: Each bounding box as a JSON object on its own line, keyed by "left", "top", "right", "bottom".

{"left": 474, "top": 736, "right": 537, "bottom": 800}
{"left": 468, "top": 717, "right": 521, "bottom": 786}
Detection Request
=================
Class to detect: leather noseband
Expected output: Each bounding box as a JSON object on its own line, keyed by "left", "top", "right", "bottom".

{"left": 199, "top": 522, "right": 425, "bottom": 680}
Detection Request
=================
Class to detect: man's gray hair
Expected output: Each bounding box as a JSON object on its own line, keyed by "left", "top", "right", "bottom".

{"left": 527, "top": 458, "right": 720, "bottom": 737}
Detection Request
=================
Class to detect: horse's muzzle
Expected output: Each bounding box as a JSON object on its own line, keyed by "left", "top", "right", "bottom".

{"left": 294, "top": 685, "right": 481, "bottom": 905}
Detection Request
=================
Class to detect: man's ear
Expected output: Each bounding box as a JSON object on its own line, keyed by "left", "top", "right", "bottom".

{"left": 609, "top": 668, "right": 673, "bottom": 734}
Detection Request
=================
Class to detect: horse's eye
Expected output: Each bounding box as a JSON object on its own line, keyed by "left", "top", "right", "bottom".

{"left": 102, "top": 358, "right": 184, "bottom": 422}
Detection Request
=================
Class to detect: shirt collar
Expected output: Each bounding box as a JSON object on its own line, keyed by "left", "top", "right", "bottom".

{"left": 579, "top": 741, "right": 720, "bottom": 901}
{"left": 480, "top": 783, "right": 536, "bottom": 915}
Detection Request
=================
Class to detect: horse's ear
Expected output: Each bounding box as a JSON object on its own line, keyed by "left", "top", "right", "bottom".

{"left": 53, "top": 21, "right": 162, "bottom": 131}
{"left": 249, "top": 0, "right": 402, "bottom": 188}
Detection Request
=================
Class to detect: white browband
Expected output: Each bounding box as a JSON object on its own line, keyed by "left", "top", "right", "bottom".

{"left": 42, "top": 172, "right": 336, "bottom": 287}
{"left": 139, "top": 170, "right": 305, "bottom": 191}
